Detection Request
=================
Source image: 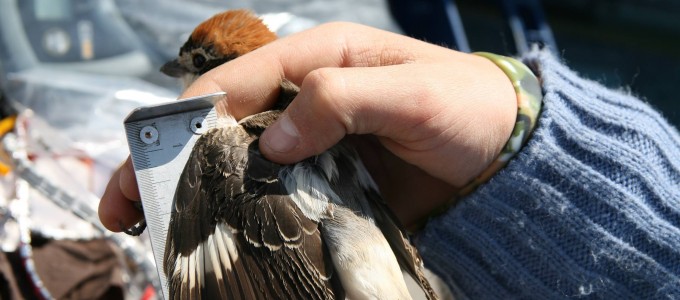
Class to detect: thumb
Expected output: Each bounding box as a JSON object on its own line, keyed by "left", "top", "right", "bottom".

{"left": 259, "top": 67, "right": 356, "bottom": 164}
{"left": 258, "top": 64, "right": 442, "bottom": 164}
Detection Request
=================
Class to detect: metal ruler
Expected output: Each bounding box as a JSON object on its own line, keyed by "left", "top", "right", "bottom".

{"left": 124, "top": 92, "right": 225, "bottom": 299}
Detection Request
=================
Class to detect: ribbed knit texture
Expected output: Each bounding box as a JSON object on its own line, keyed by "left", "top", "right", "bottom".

{"left": 416, "top": 48, "right": 680, "bottom": 299}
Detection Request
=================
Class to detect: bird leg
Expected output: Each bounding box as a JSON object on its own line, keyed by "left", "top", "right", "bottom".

{"left": 120, "top": 219, "right": 147, "bottom": 236}
{"left": 120, "top": 201, "right": 147, "bottom": 236}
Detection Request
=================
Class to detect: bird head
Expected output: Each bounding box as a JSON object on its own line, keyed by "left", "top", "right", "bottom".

{"left": 161, "top": 10, "right": 277, "bottom": 87}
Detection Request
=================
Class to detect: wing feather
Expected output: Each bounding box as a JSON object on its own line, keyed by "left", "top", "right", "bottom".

{"left": 164, "top": 115, "right": 339, "bottom": 299}
{"left": 328, "top": 142, "right": 440, "bottom": 300}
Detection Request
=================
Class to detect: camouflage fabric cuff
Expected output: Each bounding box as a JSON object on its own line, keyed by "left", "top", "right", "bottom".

{"left": 422, "top": 52, "right": 543, "bottom": 225}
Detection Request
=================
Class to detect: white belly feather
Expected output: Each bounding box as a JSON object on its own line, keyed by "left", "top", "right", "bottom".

{"left": 281, "top": 150, "right": 412, "bottom": 300}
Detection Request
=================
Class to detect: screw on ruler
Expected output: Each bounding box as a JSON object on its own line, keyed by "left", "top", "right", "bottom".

{"left": 124, "top": 92, "right": 225, "bottom": 299}
{"left": 140, "top": 126, "right": 159, "bottom": 144}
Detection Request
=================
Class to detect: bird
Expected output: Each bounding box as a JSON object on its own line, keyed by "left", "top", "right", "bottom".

{"left": 156, "top": 9, "right": 438, "bottom": 299}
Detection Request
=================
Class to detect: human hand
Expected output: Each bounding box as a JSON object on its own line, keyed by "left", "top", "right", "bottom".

{"left": 98, "top": 22, "right": 516, "bottom": 231}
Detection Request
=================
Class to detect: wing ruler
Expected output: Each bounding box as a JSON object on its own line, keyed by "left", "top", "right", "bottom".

{"left": 124, "top": 92, "right": 225, "bottom": 299}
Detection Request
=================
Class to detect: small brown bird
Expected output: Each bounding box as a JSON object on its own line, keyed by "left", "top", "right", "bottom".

{"left": 158, "top": 10, "right": 438, "bottom": 299}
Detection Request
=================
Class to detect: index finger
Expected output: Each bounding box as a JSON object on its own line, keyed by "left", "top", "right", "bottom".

{"left": 180, "top": 22, "right": 456, "bottom": 119}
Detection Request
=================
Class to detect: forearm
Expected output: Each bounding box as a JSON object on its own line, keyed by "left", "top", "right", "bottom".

{"left": 416, "top": 48, "right": 680, "bottom": 298}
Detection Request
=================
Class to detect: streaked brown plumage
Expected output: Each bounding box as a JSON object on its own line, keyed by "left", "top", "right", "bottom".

{"left": 160, "top": 9, "right": 438, "bottom": 299}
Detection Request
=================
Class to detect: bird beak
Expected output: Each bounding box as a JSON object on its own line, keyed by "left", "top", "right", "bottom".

{"left": 160, "top": 59, "right": 188, "bottom": 78}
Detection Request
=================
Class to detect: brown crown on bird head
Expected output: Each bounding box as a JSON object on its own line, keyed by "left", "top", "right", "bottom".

{"left": 161, "top": 9, "right": 279, "bottom": 87}
{"left": 190, "top": 9, "right": 277, "bottom": 57}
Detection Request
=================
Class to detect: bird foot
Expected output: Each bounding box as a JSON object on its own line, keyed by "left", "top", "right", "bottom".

{"left": 120, "top": 219, "right": 147, "bottom": 236}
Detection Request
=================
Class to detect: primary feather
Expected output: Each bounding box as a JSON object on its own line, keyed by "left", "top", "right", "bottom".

{"left": 161, "top": 9, "right": 438, "bottom": 300}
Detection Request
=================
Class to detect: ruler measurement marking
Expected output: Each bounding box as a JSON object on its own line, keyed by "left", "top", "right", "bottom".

{"left": 124, "top": 92, "right": 224, "bottom": 300}
{"left": 151, "top": 179, "right": 172, "bottom": 184}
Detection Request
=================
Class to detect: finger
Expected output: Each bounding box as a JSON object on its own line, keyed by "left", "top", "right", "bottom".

{"left": 259, "top": 63, "right": 455, "bottom": 163}
{"left": 180, "top": 22, "right": 453, "bottom": 120}
{"left": 119, "top": 156, "right": 140, "bottom": 201}
{"left": 99, "top": 158, "right": 144, "bottom": 232}
{"left": 259, "top": 57, "right": 516, "bottom": 186}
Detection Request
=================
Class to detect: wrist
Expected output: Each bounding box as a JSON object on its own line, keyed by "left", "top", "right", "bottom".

{"left": 415, "top": 52, "right": 543, "bottom": 229}
{"left": 457, "top": 52, "right": 543, "bottom": 195}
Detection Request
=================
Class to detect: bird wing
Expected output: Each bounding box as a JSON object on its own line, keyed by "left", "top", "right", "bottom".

{"left": 164, "top": 115, "right": 340, "bottom": 300}
{"left": 328, "top": 142, "right": 440, "bottom": 300}
{"left": 364, "top": 188, "right": 439, "bottom": 300}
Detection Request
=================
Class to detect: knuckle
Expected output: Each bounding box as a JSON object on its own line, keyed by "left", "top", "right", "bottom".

{"left": 297, "top": 68, "right": 353, "bottom": 146}
{"left": 302, "top": 70, "right": 350, "bottom": 122}
{"left": 304, "top": 68, "right": 345, "bottom": 104}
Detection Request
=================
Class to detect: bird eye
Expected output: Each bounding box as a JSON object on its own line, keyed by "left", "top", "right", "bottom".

{"left": 192, "top": 54, "right": 206, "bottom": 69}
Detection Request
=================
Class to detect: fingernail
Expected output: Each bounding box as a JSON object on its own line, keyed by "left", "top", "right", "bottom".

{"left": 264, "top": 114, "right": 299, "bottom": 153}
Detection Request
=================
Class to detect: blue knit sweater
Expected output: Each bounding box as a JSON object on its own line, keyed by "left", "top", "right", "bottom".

{"left": 416, "top": 49, "right": 680, "bottom": 299}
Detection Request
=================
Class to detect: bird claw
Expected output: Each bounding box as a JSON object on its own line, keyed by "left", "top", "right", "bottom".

{"left": 120, "top": 219, "right": 147, "bottom": 236}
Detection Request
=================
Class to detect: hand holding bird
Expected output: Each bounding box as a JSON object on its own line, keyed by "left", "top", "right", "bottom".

{"left": 99, "top": 9, "right": 517, "bottom": 299}
{"left": 100, "top": 12, "right": 516, "bottom": 233}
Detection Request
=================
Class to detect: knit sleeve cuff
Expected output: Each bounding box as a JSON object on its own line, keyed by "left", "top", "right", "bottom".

{"left": 415, "top": 47, "right": 680, "bottom": 298}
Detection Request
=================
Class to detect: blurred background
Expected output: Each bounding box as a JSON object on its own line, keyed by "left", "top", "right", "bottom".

{"left": 0, "top": 0, "right": 677, "bottom": 299}
{"left": 392, "top": 0, "right": 680, "bottom": 126}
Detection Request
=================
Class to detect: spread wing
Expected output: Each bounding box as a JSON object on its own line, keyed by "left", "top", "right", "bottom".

{"left": 163, "top": 114, "right": 340, "bottom": 299}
